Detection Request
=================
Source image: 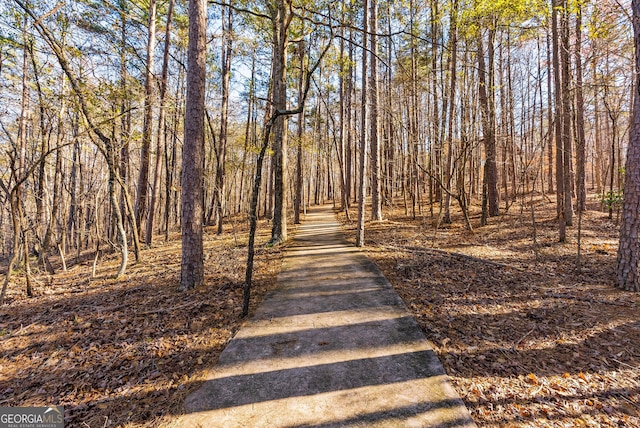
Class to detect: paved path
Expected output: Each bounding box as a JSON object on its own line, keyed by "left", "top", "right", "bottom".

{"left": 177, "top": 206, "right": 476, "bottom": 427}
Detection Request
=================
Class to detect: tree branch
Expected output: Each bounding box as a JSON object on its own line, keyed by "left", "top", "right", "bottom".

{"left": 14, "top": 0, "right": 111, "bottom": 151}
{"left": 208, "top": 0, "right": 271, "bottom": 21}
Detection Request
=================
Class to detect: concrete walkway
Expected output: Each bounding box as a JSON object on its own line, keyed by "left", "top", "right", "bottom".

{"left": 177, "top": 206, "right": 476, "bottom": 427}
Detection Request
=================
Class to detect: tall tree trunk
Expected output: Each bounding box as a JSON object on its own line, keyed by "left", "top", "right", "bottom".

{"left": 477, "top": 28, "right": 499, "bottom": 220}
{"left": 146, "top": 0, "right": 174, "bottom": 245}
{"left": 205, "top": 109, "right": 219, "bottom": 225}
{"left": 41, "top": 95, "right": 64, "bottom": 273}
{"left": 136, "top": 0, "right": 157, "bottom": 237}
{"left": 500, "top": 44, "right": 509, "bottom": 202}
{"left": 552, "top": 0, "right": 566, "bottom": 241}
{"left": 546, "top": 30, "right": 554, "bottom": 194}
{"left": 605, "top": 92, "right": 617, "bottom": 220}
{"left": 294, "top": 41, "right": 305, "bottom": 224}
{"left": 180, "top": 0, "right": 206, "bottom": 290}
{"left": 430, "top": 0, "right": 441, "bottom": 207}
{"left": 346, "top": 27, "right": 354, "bottom": 207}
{"left": 239, "top": 49, "right": 257, "bottom": 214}
{"left": 616, "top": 0, "right": 640, "bottom": 292}
{"left": 369, "top": 0, "right": 382, "bottom": 221}
{"left": 560, "top": 0, "right": 574, "bottom": 226}
{"left": 215, "top": 2, "right": 233, "bottom": 234}
{"left": 443, "top": 0, "right": 458, "bottom": 224}
{"left": 270, "top": 0, "right": 292, "bottom": 245}
{"left": 574, "top": 2, "right": 586, "bottom": 213}
{"left": 338, "top": 24, "right": 347, "bottom": 211}
{"left": 118, "top": 0, "right": 130, "bottom": 228}
{"left": 594, "top": 52, "right": 603, "bottom": 195}
{"left": 165, "top": 79, "right": 183, "bottom": 240}
{"left": 384, "top": 3, "right": 394, "bottom": 204}
{"left": 410, "top": 0, "right": 420, "bottom": 220}
{"left": 506, "top": 32, "right": 517, "bottom": 201}
{"left": 28, "top": 39, "right": 50, "bottom": 264}
{"left": 356, "top": 0, "right": 368, "bottom": 247}
{"left": 4, "top": 24, "right": 34, "bottom": 299}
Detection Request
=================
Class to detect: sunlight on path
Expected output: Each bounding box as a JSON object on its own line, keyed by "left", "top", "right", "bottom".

{"left": 175, "top": 206, "right": 476, "bottom": 427}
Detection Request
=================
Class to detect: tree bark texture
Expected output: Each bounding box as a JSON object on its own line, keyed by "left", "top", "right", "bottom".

{"left": 270, "top": 0, "right": 291, "bottom": 245}
{"left": 369, "top": 0, "right": 382, "bottom": 221}
{"left": 575, "top": 2, "right": 586, "bottom": 212}
{"left": 180, "top": 0, "right": 206, "bottom": 290}
{"left": 477, "top": 30, "right": 499, "bottom": 218}
{"left": 356, "top": 0, "right": 368, "bottom": 247}
{"left": 616, "top": 0, "right": 640, "bottom": 292}
{"left": 136, "top": 0, "right": 157, "bottom": 236}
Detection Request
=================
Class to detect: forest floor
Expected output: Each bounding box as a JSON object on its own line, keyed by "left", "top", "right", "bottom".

{"left": 1, "top": 193, "right": 639, "bottom": 427}
{"left": 0, "top": 217, "right": 285, "bottom": 427}
{"left": 337, "top": 193, "right": 640, "bottom": 427}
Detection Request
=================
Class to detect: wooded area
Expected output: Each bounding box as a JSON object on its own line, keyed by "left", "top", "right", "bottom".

{"left": 0, "top": 0, "right": 639, "bottom": 426}
{"left": 0, "top": 0, "right": 638, "bottom": 293}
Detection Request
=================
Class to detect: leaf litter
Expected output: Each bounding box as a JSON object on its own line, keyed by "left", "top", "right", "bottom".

{"left": 0, "top": 217, "right": 284, "bottom": 427}
{"left": 2, "top": 197, "right": 639, "bottom": 427}
{"left": 339, "top": 197, "right": 639, "bottom": 427}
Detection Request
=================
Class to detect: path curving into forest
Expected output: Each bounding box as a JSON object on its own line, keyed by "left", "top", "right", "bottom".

{"left": 176, "top": 205, "right": 476, "bottom": 427}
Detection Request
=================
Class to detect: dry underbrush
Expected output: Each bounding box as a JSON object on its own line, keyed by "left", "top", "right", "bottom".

{"left": 339, "top": 195, "right": 639, "bottom": 427}
{"left": 0, "top": 217, "right": 284, "bottom": 427}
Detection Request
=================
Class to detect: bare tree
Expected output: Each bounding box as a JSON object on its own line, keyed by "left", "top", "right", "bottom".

{"left": 294, "top": 40, "right": 306, "bottom": 225}
{"left": 15, "top": 0, "right": 133, "bottom": 276}
{"left": 136, "top": 0, "right": 157, "bottom": 237}
{"left": 146, "top": 0, "right": 175, "bottom": 245}
{"left": 214, "top": 2, "right": 233, "bottom": 234}
{"left": 552, "top": 0, "right": 566, "bottom": 242}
